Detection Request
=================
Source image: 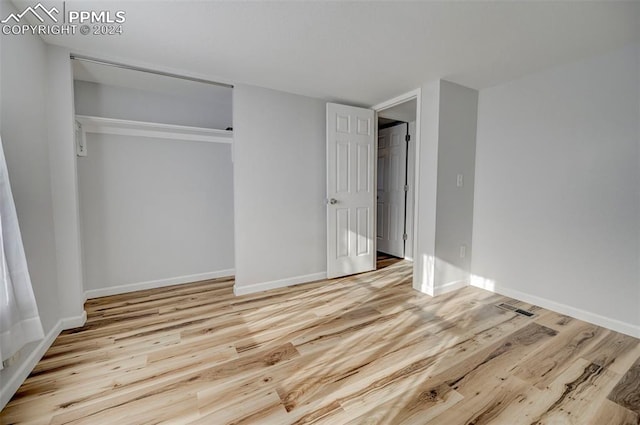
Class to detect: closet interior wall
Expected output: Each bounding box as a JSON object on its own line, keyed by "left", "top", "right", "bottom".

{"left": 74, "top": 74, "right": 235, "bottom": 297}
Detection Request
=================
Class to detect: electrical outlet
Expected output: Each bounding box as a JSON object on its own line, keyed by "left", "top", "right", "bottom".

{"left": 456, "top": 174, "right": 464, "bottom": 188}
{"left": 460, "top": 244, "right": 467, "bottom": 259}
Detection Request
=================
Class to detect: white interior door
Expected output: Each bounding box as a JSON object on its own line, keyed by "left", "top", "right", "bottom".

{"left": 326, "top": 103, "right": 375, "bottom": 279}
{"left": 376, "top": 123, "right": 407, "bottom": 258}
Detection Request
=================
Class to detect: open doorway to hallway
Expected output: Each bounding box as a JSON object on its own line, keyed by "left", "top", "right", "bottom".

{"left": 376, "top": 98, "right": 417, "bottom": 261}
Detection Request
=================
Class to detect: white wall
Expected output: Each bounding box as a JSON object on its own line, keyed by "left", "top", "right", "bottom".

{"left": 433, "top": 81, "right": 478, "bottom": 291}
{"left": 77, "top": 135, "right": 235, "bottom": 295}
{"left": 74, "top": 79, "right": 235, "bottom": 296}
{"left": 413, "top": 81, "right": 440, "bottom": 294}
{"left": 473, "top": 43, "right": 640, "bottom": 335}
{"left": 233, "top": 85, "right": 326, "bottom": 294}
{"left": 0, "top": 0, "right": 62, "bottom": 408}
{"left": 47, "top": 46, "right": 85, "bottom": 323}
{"left": 413, "top": 80, "right": 478, "bottom": 295}
{"left": 0, "top": 1, "right": 59, "bottom": 335}
{"left": 74, "top": 80, "right": 232, "bottom": 129}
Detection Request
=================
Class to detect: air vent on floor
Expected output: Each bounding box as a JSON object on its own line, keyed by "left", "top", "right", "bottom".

{"left": 514, "top": 308, "right": 535, "bottom": 317}
{"left": 496, "top": 303, "right": 535, "bottom": 317}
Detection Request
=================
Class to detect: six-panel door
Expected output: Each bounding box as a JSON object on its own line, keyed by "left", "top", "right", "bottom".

{"left": 326, "top": 103, "right": 375, "bottom": 279}
{"left": 377, "top": 123, "right": 407, "bottom": 258}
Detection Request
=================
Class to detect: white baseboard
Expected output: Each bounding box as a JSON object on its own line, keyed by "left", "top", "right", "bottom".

{"left": 61, "top": 310, "right": 87, "bottom": 329}
{"left": 233, "top": 271, "right": 327, "bottom": 296}
{"left": 0, "top": 310, "right": 87, "bottom": 410}
{"left": 84, "top": 269, "right": 235, "bottom": 299}
{"left": 433, "top": 279, "right": 468, "bottom": 296}
{"left": 471, "top": 281, "right": 640, "bottom": 338}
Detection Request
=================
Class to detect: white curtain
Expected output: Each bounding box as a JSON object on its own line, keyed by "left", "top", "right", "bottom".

{"left": 0, "top": 136, "right": 44, "bottom": 369}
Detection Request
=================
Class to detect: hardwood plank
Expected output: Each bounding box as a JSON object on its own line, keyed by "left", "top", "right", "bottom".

{"left": 513, "top": 319, "right": 607, "bottom": 389}
{"left": 429, "top": 375, "right": 528, "bottom": 425}
{"left": 342, "top": 384, "right": 464, "bottom": 425}
{"left": 589, "top": 399, "right": 640, "bottom": 425}
{"left": 473, "top": 357, "right": 590, "bottom": 424}
{"left": 194, "top": 389, "right": 290, "bottom": 424}
{"left": 608, "top": 355, "right": 640, "bottom": 415}
{"left": 581, "top": 330, "right": 640, "bottom": 372}
{"left": 528, "top": 364, "right": 623, "bottom": 424}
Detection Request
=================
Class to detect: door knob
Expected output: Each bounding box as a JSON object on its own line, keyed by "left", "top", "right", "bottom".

{"left": 329, "top": 198, "right": 338, "bottom": 205}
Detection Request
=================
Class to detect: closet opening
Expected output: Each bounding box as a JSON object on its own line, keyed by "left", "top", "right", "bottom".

{"left": 71, "top": 57, "right": 235, "bottom": 298}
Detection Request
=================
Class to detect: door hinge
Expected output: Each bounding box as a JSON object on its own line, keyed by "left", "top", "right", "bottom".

{"left": 403, "top": 233, "right": 408, "bottom": 241}
{"left": 404, "top": 185, "right": 409, "bottom": 192}
{"left": 405, "top": 134, "right": 410, "bottom": 142}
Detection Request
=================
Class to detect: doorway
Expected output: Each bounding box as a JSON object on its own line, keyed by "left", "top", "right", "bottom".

{"left": 375, "top": 98, "right": 417, "bottom": 261}
{"left": 325, "top": 90, "right": 421, "bottom": 280}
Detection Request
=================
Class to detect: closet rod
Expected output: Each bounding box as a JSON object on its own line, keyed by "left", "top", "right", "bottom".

{"left": 70, "top": 54, "right": 233, "bottom": 89}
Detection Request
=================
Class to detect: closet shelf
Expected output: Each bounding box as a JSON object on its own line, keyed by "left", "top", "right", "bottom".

{"left": 75, "top": 115, "right": 233, "bottom": 144}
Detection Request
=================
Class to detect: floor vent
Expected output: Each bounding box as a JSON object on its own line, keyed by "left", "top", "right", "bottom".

{"left": 514, "top": 308, "right": 535, "bottom": 317}
{"left": 497, "top": 303, "right": 535, "bottom": 317}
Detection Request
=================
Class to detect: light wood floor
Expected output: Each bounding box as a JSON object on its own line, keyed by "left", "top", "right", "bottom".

{"left": 2, "top": 256, "right": 639, "bottom": 424}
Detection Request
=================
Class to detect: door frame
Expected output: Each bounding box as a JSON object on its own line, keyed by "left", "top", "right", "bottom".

{"left": 371, "top": 89, "right": 421, "bottom": 282}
